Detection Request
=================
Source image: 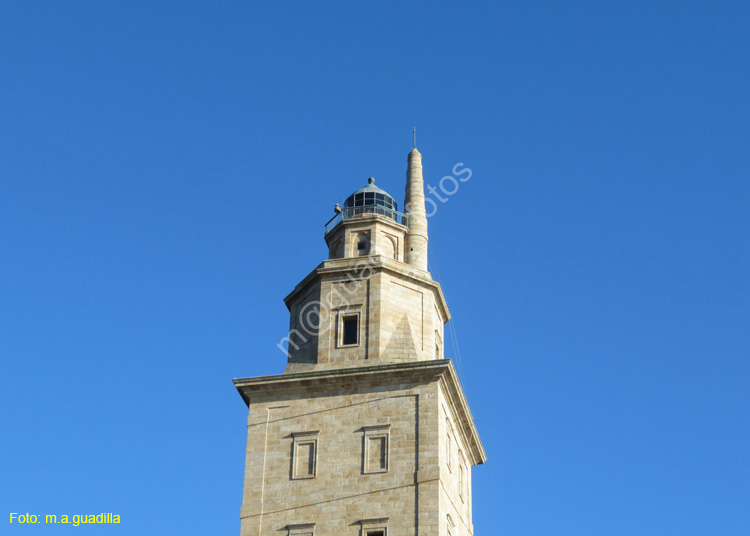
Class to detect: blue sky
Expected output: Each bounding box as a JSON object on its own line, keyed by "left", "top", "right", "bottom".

{"left": 2, "top": 1, "right": 748, "bottom": 534}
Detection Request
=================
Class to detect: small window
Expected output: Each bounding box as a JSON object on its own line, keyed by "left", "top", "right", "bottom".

{"left": 287, "top": 524, "right": 315, "bottom": 536}
{"left": 362, "top": 425, "right": 390, "bottom": 474}
{"left": 343, "top": 316, "right": 358, "bottom": 346}
{"left": 358, "top": 517, "right": 388, "bottom": 536}
{"left": 459, "top": 453, "right": 465, "bottom": 501}
{"left": 297, "top": 443, "right": 314, "bottom": 475}
{"left": 353, "top": 231, "right": 370, "bottom": 257}
{"left": 292, "top": 431, "right": 319, "bottom": 479}
{"left": 445, "top": 419, "right": 452, "bottom": 472}
{"left": 369, "top": 437, "right": 387, "bottom": 469}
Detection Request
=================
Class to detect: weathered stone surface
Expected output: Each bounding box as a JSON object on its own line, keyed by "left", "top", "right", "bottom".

{"left": 234, "top": 362, "right": 485, "bottom": 536}
{"left": 282, "top": 254, "right": 449, "bottom": 374}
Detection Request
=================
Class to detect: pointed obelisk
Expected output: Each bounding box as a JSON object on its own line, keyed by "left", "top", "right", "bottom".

{"left": 405, "top": 146, "right": 429, "bottom": 271}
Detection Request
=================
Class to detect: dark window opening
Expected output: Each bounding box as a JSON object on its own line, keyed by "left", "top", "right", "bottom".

{"left": 367, "top": 531, "right": 385, "bottom": 536}
{"left": 343, "top": 316, "right": 358, "bottom": 345}
{"left": 368, "top": 436, "right": 387, "bottom": 471}
{"left": 357, "top": 241, "right": 367, "bottom": 250}
{"left": 297, "top": 442, "right": 315, "bottom": 476}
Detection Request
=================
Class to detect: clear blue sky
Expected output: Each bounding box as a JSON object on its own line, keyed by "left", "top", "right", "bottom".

{"left": 2, "top": 1, "right": 748, "bottom": 534}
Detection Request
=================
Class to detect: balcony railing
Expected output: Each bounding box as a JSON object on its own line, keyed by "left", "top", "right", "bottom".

{"left": 324, "top": 205, "right": 409, "bottom": 234}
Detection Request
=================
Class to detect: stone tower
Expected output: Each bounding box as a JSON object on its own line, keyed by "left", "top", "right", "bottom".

{"left": 234, "top": 147, "right": 486, "bottom": 536}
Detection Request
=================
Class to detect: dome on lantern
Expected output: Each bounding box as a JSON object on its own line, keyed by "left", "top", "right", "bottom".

{"left": 343, "top": 177, "right": 399, "bottom": 213}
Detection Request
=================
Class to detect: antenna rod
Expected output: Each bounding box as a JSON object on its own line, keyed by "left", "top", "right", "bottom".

{"left": 413, "top": 127, "right": 417, "bottom": 148}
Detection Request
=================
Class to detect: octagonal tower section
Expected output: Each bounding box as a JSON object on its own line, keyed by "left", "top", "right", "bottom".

{"left": 283, "top": 177, "right": 450, "bottom": 374}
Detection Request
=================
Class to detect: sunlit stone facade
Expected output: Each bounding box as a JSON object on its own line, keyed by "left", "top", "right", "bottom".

{"left": 234, "top": 148, "right": 486, "bottom": 536}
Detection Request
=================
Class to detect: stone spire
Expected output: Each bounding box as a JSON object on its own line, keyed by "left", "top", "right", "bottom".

{"left": 405, "top": 148, "right": 429, "bottom": 271}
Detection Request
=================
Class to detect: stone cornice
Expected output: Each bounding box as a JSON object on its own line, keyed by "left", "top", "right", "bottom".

{"left": 233, "top": 359, "right": 485, "bottom": 466}
{"left": 283, "top": 255, "right": 450, "bottom": 322}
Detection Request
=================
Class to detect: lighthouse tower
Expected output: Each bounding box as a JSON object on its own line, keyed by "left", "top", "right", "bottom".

{"left": 234, "top": 147, "right": 486, "bottom": 536}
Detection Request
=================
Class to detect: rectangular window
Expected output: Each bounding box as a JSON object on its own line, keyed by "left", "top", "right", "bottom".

{"left": 459, "top": 455, "right": 465, "bottom": 501}
{"left": 358, "top": 518, "right": 389, "bottom": 536}
{"left": 368, "top": 436, "right": 387, "bottom": 471}
{"left": 292, "top": 431, "right": 319, "bottom": 479}
{"left": 298, "top": 443, "right": 314, "bottom": 475}
{"left": 287, "top": 523, "right": 315, "bottom": 536}
{"left": 362, "top": 425, "right": 390, "bottom": 474}
{"left": 342, "top": 315, "right": 358, "bottom": 346}
{"left": 445, "top": 418, "right": 453, "bottom": 472}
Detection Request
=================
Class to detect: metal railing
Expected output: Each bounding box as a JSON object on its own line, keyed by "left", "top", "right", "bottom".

{"left": 325, "top": 205, "right": 409, "bottom": 234}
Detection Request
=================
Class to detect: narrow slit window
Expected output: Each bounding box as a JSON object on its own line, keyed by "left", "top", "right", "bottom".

{"left": 343, "top": 316, "right": 358, "bottom": 345}
{"left": 446, "top": 418, "right": 453, "bottom": 471}
{"left": 459, "top": 459, "right": 465, "bottom": 500}
{"left": 368, "top": 436, "right": 387, "bottom": 471}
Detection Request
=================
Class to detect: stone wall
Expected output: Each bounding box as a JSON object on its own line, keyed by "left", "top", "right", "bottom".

{"left": 284, "top": 256, "right": 449, "bottom": 374}
{"left": 238, "top": 373, "right": 441, "bottom": 536}
{"left": 235, "top": 362, "right": 484, "bottom": 536}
